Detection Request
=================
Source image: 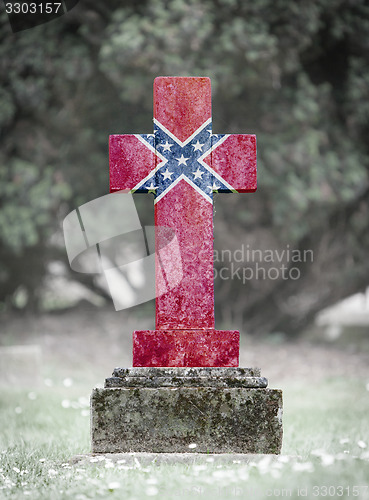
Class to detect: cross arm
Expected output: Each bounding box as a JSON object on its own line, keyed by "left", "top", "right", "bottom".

{"left": 109, "top": 134, "right": 156, "bottom": 193}
{"left": 209, "top": 134, "right": 257, "bottom": 193}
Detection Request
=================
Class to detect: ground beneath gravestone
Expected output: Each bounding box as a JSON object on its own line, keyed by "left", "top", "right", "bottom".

{"left": 1, "top": 304, "right": 369, "bottom": 500}
{"left": 0, "top": 302, "right": 368, "bottom": 387}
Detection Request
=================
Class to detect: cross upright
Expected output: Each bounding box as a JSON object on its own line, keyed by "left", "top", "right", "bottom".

{"left": 109, "top": 77, "right": 256, "bottom": 367}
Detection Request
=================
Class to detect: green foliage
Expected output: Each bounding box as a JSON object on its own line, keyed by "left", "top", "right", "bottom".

{"left": 98, "top": 0, "right": 369, "bottom": 243}
{"left": 0, "top": 0, "right": 368, "bottom": 322}
{"left": 0, "top": 160, "right": 71, "bottom": 253}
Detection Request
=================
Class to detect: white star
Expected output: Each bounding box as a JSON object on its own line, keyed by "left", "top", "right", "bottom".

{"left": 176, "top": 154, "right": 190, "bottom": 166}
{"left": 193, "top": 168, "right": 204, "bottom": 180}
{"left": 159, "top": 141, "right": 172, "bottom": 152}
{"left": 206, "top": 129, "right": 212, "bottom": 134}
{"left": 161, "top": 168, "right": 173, "bottom": 180}
{"left": 147, "top": 182, "right": 157, "bottom": 193}
{"left": 192, "top": 140, "right": 204, "bottom": 151}
{"left": 208, "top": 182, "right": 220, "bottom": 192}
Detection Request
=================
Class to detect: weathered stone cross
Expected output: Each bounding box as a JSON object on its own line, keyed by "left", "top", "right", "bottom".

{"left": 109, "top": 77, "right": 256, "bottom": 367}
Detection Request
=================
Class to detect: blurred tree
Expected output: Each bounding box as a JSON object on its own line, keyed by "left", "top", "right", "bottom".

{"left": 0, "top": 0, "right": 368, "bottom": 334}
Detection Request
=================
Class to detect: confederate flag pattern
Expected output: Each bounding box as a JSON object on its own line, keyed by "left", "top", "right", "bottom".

{"left": 133, "top": 119, "right": 235, "bottom": 204}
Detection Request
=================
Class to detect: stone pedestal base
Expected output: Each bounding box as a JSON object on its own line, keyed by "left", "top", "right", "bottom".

{"left": 91, "top": 368, "right": 283, "bottom": 454}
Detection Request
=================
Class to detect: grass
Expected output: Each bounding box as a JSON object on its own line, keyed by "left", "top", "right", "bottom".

{"left": 1, "top": 376, "right": 369, "bottom": 499}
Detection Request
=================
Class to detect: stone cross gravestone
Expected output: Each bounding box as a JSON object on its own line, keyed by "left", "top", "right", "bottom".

{"left": 109, "top": 77, "right": 256, "bottom": 367}
{"left": 91, "top": 77, "right": 283, "bottom": 454}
